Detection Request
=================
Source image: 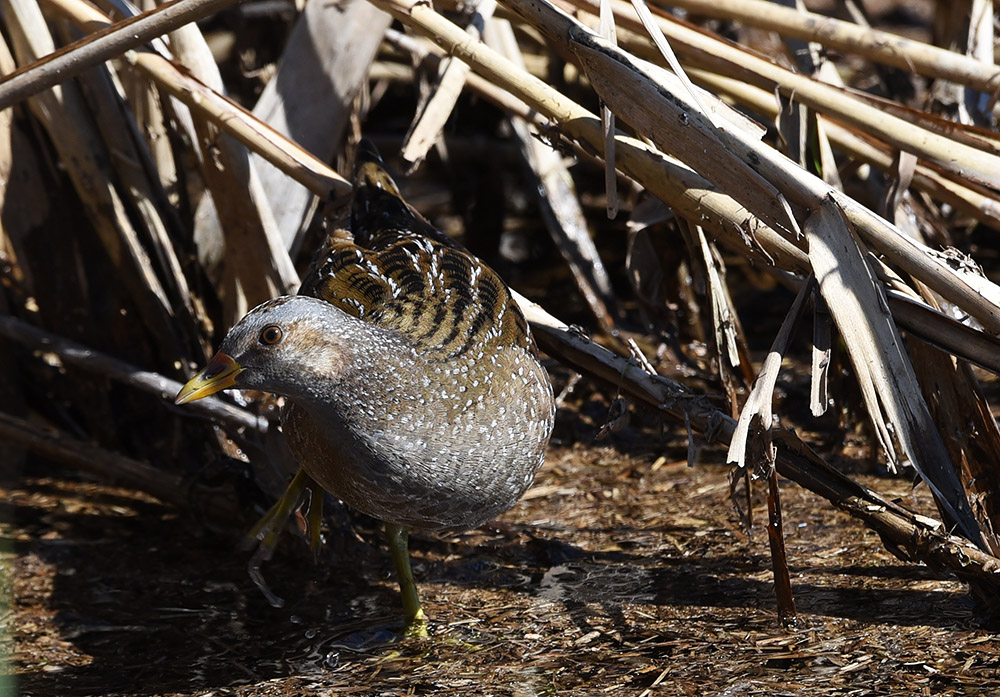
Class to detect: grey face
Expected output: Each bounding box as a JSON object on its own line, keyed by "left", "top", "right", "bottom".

{"left": 219, "top": 296, "right": 356, "bottom": 399}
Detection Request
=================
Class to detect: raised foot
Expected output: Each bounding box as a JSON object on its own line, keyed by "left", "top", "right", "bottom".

{"left": 242, "top": 468, "right": 324, "bottom": 606}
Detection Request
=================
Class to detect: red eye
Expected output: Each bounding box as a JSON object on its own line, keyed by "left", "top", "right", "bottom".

{"left": 260, "top": 326, "right": 283, "bottom": 345}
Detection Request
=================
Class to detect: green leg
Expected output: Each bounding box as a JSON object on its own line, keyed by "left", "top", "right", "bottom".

{"left": 245, "top": 468, "right": 324, "bottom": 560}
{"left": 385, "top": 523, "right": 429, "bottom": 638}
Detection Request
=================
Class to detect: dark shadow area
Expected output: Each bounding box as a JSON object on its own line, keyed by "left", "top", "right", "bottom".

{"left": 13, "top": 474, "right": 384, "bottom": 696}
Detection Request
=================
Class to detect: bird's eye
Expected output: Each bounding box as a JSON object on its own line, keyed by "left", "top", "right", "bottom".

{"left": 260, "top": 325, "right": 283, "bottom": 345}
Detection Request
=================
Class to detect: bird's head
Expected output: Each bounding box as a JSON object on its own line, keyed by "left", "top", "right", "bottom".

{"left": 175, "top": 296, "right": 358, "bottom": 405}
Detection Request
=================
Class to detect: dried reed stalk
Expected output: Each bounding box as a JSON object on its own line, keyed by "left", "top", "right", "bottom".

{"left": 663, "top": 0, "right": 1000, "bottom": 95}
{"left": 234, "top": 0, "right": 389, "bottom": 249}
{"left": 31, "top": 0, "right": 350, "bottom": 201}
{"left": 0, "top": 0, "right": 244, "bottom": 110}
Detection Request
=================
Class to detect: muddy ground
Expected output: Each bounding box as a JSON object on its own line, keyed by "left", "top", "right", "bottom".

{"left": 5, "top": 401, "right": 1000, "bottom": 696}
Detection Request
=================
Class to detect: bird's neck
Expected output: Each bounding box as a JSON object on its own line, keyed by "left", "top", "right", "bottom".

{"left": 288, "top": 315, "right": 424, "bottom": 410}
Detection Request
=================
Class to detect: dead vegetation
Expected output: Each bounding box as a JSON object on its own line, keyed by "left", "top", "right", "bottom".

{"left": 2, "top": 0, "right": 1000, "bottom": 694}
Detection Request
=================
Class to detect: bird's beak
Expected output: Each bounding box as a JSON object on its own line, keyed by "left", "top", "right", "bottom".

{"left": 175, "top": 352, "right": 243, "bottom": 405}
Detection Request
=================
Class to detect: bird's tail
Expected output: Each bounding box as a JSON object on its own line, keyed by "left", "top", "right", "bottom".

{"left": 353, "top": 139, "right": 405, "bottom": 200}
{"left": 350, "top": 139, "right": 458, "bottom": 250}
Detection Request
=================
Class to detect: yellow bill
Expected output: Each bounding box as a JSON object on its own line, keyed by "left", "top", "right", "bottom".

{"left": 175, "top": 352, "right": 243, "bottom": 405}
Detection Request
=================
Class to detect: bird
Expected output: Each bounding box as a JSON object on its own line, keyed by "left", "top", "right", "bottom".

{"left": 175, "top": 140, "right": 556, "bottom": 637}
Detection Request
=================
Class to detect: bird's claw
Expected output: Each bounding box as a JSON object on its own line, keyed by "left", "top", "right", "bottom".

{"left": 403, "top": 609, "right": 429, "bottom": 639}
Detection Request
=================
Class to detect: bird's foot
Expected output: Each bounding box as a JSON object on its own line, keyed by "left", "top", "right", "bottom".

{"left": 244, "top": 468, "right": 324, "bottom": 557}
{"left": 402, "top": 608, "right": 429, "bottom": 639}
{"left": 242, "top": 468, "right": 324, "bottom": 606}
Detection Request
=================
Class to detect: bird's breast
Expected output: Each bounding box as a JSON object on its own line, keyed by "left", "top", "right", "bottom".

{"left": 281, "top": 344, "right": 554, "bottom": 530}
